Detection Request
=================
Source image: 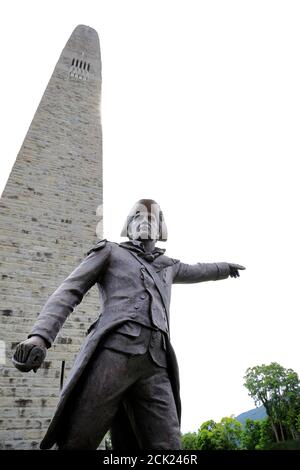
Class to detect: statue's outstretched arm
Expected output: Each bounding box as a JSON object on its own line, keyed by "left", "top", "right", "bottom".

{"left": 172, "top": 260, "right": 245, "bottom": 284}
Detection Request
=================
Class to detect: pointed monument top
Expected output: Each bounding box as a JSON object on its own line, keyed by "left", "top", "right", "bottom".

{"left": 57, "top": 24, "right": 101, "bottom": 82}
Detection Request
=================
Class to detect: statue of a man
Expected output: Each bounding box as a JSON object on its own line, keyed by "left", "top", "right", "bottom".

{"left": 13, "top": 199, "right": 245, "bottom": 449}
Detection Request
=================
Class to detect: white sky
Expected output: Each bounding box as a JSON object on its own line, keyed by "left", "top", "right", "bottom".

{"left": 1, "top": 0, "right": 300, "bottom": 434}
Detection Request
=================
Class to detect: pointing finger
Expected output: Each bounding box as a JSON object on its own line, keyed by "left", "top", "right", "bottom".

{"left": 236, "top": 264, "right": 246, "bottom": 270}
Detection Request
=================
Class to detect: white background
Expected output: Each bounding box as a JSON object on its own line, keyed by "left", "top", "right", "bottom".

{"left": 1, "top": 1, "right": 300, "bottom": 434}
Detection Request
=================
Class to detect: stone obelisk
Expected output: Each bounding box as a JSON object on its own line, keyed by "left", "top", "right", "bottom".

{"left": 0, "top": 25, "right": 102, "bottom": 449}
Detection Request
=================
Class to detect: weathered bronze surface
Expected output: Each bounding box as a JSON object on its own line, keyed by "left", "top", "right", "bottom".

{"left": 13, "top": 199, "right": 245, "bottom": 449}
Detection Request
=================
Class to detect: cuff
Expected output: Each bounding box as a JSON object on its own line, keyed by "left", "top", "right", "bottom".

{"left": 28, "top": 332, "right": 52, "bottom": 349}
{"left": 216, "top": 262, "right": 230, "bottom": 280}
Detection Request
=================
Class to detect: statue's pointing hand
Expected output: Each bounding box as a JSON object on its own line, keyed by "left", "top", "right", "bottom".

{"left": 12, "top": 336, "right": 47, "bottom": 373}
{"left": 228, "top": 263, "right": 246, "bottom": 278}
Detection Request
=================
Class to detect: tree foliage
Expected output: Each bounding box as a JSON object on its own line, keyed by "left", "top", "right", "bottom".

{"left": 181, "top": 432, "right": 198, "bottom": 450}
{"left": 244, "top": 362, "right": 300, "bottom": 442}
{"left": 181, "top": 362, "right": 300, "bottom": 450}
{"left": 182, "top": 417, "right": 242, "bottom": 450}
{"left": 240, "top": 418, "right": 274, "bottom": 450}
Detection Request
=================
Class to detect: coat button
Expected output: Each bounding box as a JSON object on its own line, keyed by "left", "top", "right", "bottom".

{"left": 140, "top": 294, "right": 146, "bottom": 300}
{"left": 134, "top": 305, "right": 140, "bottom": 309}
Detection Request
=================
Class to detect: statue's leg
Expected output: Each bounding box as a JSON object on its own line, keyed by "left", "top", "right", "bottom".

{"left": 125, "top": 359, "right": 182, "bottom": 449}
{"left": 56, "top": 347, "right": 135, "bottom": 449}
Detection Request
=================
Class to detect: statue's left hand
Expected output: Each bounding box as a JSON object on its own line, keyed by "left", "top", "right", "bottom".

{"left": 228, "top": 263, "right": 246, "bottom": 278}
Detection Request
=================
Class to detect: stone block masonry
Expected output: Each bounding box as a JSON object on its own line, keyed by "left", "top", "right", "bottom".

{"left": 0, "top": 25, "right": 103, "bottom": 449}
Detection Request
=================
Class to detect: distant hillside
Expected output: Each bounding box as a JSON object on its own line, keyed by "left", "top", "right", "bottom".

{"left": 236, "top": 406, "right": 267, "bottom": 426}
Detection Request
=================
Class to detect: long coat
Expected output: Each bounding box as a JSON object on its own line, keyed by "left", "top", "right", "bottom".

{"left": 29, "top": 239, "right": 230, "bottom": 449}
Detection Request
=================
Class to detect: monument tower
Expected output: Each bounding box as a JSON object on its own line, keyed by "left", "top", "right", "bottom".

{"left": 0, "top": 25, "right": 102, "bottom": 449}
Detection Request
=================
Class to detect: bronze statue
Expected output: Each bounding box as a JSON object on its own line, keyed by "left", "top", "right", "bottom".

{"left": 13, "top": 199, "right": 245, "bottom": 449}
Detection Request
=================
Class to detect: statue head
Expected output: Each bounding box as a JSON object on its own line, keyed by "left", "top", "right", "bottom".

{"left": 120, "top": 199, "right": 168, "bottom": 241}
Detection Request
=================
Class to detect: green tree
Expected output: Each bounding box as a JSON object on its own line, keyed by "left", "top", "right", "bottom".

{"left": 197, "top": 417, "right": 242, "bottom": 450}
{"left": 197, "top": 420, "right": 217, "bottom": 450}
{"left": 244, "top": 362, "right": 300, "bottom": 443}
{"left": 240, "top": 417, "right": 274, "bottom": 450}
{"left": 214, "top": 417, "right": 242, "bottom": 450}
{"left": 182, "top": 418, "right": 242, "bottom": 450}
{"left": 258, "top": 418, "right": 276, "bottom": 449}
{"left": 296, "top": 413, "right": 300, "bottom": 434}
{"left": 241, "top": 419, "right": 262, "bottom": 450}
{"left": 181, "top": 431, "right": 198, "bottom": 450}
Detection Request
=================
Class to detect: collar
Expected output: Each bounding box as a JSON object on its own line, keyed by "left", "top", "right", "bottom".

{"left": 119, "top": 239, "right": 166, "bottom": 261}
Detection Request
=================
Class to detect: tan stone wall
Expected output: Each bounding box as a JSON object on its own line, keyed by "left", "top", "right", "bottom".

{"left": 0, "top": 25, "right": 103, "bottom": 449}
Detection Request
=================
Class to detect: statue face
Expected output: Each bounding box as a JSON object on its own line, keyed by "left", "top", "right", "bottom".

{"left": 127, "top": 205, "right": 160, "bottom": 241}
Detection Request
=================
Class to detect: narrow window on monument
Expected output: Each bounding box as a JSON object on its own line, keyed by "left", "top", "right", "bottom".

{"left": 87, "top": 63, "right": 90, "bottom": 72}
{"left": 71, "top": 58, "right": 75, "bottom": 66}
{"left": 80, "top": 61, "right": 82, "bottom": 68}
{"left": 83, "top": 62, "right": 86, "bottom": 70}
{"left": 76, "top": 59, "right": 79, "bottom": 67}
